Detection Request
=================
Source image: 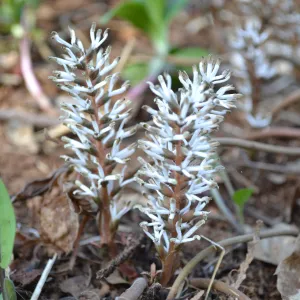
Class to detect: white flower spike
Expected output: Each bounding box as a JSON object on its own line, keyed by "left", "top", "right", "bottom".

{"left": 50, "top": 24, "right": 136, "bottom": 244}
{"left": 136, "top": 56, "right": 240, "bottom": 283}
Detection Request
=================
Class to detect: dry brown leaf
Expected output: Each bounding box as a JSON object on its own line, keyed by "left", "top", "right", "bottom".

{"left": 78, "top": 289, "right": 101, "bottom": 300}
{"left": 253, "top": 224, "right": 297, "bottom": 265}
{"left": 10, "top": 260, "right": 42, "bottom": 286}
{"left": 106, "top": 270, "right": 130, "bottom": 285}
{"left": 59, "top": 264, "right": 92, "bottom": 298}
{"left": 60, "top": 276, "right": 91, "bottom": 298}
{"left": 40, "top": 188, "right": 79, "bottom": 254}
{"left": 12, "top": 165, "right": 68, "bottom": 202}
{"left": 276, "top": 235, "right": 300, "bottom": 300}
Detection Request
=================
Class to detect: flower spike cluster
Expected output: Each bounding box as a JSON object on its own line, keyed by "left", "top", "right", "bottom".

{"left": 136, "top": 56, "right": 240, "bottom": 284}
{"left": 230, "top": 19, "right": 276, "bottom": 128}
{"left": 50, "top": 24, "right": 136, "bottom": 244}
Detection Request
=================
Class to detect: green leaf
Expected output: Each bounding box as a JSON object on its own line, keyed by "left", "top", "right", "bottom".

{"left": 100, "top": 0, "right": 169, "bottom": 55}
{"left": 144, "top": 0, "right": 164, "bottom": 26}
{"left": 122, "top": 62, "right": 149, "bottom": 85}
{"left": 3, "top": 278, "right": 17, "bottom": 300}
{"left": 169, "top": 47, "right": 209, "bottom": 73}
{"left": 165, "top": 0, "right": 189, "bottom": 22}
{"left": 232, "top": 188, "right": 253, "bottom": 224}
{"left": 100, "top": 1, "right": 153, "bottom": 35}
{"left": 232, "top": 188, "right": 253, "bottom": 208}
{"left": 0, "top": 180, "right": 16, "bottom": 269}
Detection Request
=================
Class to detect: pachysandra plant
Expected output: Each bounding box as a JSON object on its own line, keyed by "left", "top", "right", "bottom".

{"left": 135, "top": 56, "right": 240, "bottom": 285}
{"left": 49, "top": 23, "right": 136, "bottom": 248}
{"left": 229, "top": 19, "right": 277, "bottom": 128}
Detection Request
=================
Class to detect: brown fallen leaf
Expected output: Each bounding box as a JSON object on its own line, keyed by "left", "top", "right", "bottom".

{"left": 253, "top": 224, "right": 297, "bottom": 265}
{"left": 40, "top": 187, "right": 79, "bottom": 254}
{"left": 59, "top": 264, "right": 92, "bottom": 298}
{"left": 10, "top": 259, "right": 42, "bottom": 286}
{"left": 276, "top": 235, "right": 300, "bottom": 300}
{"left": 12, "top": 165, "right": 69, "bottom": 202}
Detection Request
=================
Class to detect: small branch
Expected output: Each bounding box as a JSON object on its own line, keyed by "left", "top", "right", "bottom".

{"left": 0, "top": 109, "right": 59, "bottom": 127}
{"left": 167, "top": 227, "right": 299, "bottom": 300}
{"left": 215, "top": 137, "right": 300, "bottom": 156}
{"left": 31, "top": 253, "right": 57, "bottom": 300}
{"left": 116, "top": 277, "right": 148, "bottom": 300}
{"left": 241, "top": 159, "right": 300, "bottom": 175}
{"left": 96, "top": 236, "right": 141, "bottom": 279}
{"left": 246, "top": 126, "right": 300, "bottom": 140}
{"left": 190, "top": 278, "right": 251, "bottom": 300}
{"left": 271, "top": 89, "right": 300, "bottom": 120}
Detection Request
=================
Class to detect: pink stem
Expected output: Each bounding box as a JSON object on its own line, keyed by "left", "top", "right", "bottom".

{"left": 20, "top": 32, "right": 54, "bottom": 113}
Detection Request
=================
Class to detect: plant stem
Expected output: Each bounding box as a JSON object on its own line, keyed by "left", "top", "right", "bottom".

{"left": 190, "top": 278, "right": 251, "bottom": 300}
{"left": 100, "top": 184, "right": 113, "bottom": 246}
{"left": 220, "top": 169, "right": 235, "bottom": 197}
{"left": 160, "top": 133, "right": 184, "bottom": 286}
{"left": 20, "top": 11, "right": 54, "bottom": 113}
{"left": 69, "top": 214, "right": 90, "bottom": 270}
{"left": 0, "top": 268, "right": 7, "bottom": 300}
{"left": 167, "top": 226, "right": 299, "bottom": 299}
{"left": 160, "top": 244, "right": 179, "bottom": 286}
{"left": 210, "top": 189, "right": 242, "bottom": 233}
{"left": 31, "top": 253, "right": 57, "bottom": 300}
{"left": 216, "top": 137, "right": 300, "bottom": 156}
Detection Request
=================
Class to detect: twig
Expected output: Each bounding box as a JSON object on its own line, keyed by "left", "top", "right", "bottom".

{"left": 271, "top": 89, "right": 300, "bottom": 120}
{"left": 246, "top": 126, "right": 300, "bottom": 140}
{"left": 167, "top": 227, "right": 299, "bottom": 299}
{"left": 96, "top": 236, "right": 142, "bottom": 279}
{"left": 116, "top": 277, "right": 148, "bottom": 300}
{"left": 31, "top": 253, "right": 57, "bottom": 300}
{"left": 215, "top": 137, "right": 300, "bottom": 156}
{"left": 240, "top": 158, "right": 300, "bottom": 175}
{"left": 0, "top": 109, "right": 59, "bottom": 127}
{"left": 190, "top": 278, "right": 251, "bottom": 300}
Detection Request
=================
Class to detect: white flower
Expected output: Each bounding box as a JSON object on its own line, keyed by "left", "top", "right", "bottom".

{"left": 50, "top": 23, "right": 136, "bottom": 226}
{"left": 230, "top": 19, "right": 276, "bottom": 128}
{"left": 136, "top": 57, "right": 239, "bottom": 255}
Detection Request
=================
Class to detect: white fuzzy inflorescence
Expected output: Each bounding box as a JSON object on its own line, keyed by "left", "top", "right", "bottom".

{"left": 230, "top": 19, "right": 276, "bottom": 128}
{"left": 136, "top": 57, "right": 240, "bottom": 256}
{"left": 50, "top": 24, "right": 136, "bottom": 224}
